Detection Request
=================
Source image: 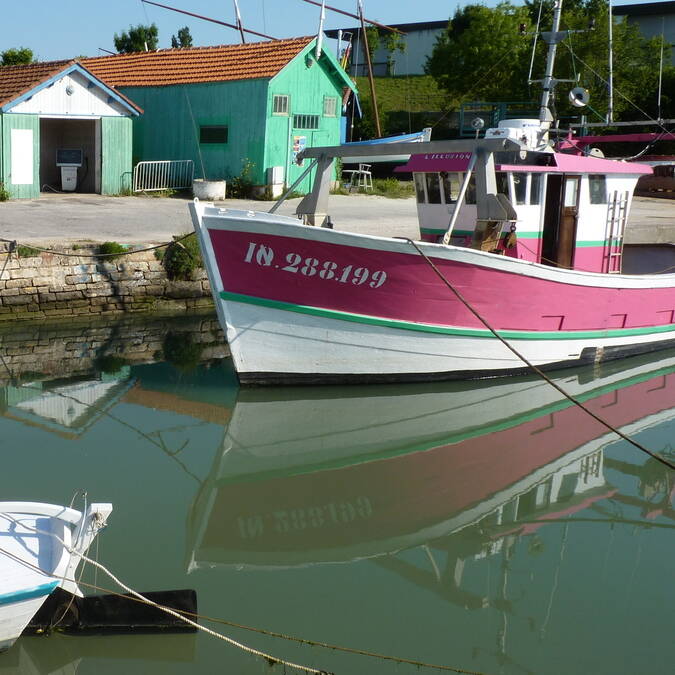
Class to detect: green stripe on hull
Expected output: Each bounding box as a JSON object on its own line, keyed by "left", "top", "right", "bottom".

{"left": 221, "top": 291, "right": 675, "bottom": 341}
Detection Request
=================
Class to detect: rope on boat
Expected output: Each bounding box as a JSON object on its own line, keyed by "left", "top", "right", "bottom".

{"left": 401, "top": 237, "right": 675, "bottom": 472}
{"left": 0, "top": 232, "right": 196, "bottom": 260}
{"left": 0, "top": 514, "right": 331, "bottom": 675}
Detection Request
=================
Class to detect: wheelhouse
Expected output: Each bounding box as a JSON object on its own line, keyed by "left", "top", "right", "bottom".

{"left": 397, "top": 121, "right": 652, "bottom": 274}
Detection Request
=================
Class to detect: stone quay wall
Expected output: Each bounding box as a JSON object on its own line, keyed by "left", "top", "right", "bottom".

{"left": 0, "top": 313, "right": 227, "bottom": 384}
{"left": 0, "top": 247, "right": 214, "bottom": 322}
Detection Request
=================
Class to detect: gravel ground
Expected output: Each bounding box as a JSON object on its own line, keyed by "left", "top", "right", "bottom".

{"left": 0, "top": 191, "right": 670, "bottom": 247}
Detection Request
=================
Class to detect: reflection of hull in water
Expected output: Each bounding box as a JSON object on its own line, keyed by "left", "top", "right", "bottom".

{"left": 188, "top": 351, "right": 675, "bottom": 569}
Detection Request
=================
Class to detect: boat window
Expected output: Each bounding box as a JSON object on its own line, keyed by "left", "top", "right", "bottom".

{"left": 426, "top": 173, "right": 442, "bottom": 204}
{"left": 440, "top": 172, "right": 457, "bottom": 203}
{"left": 414, "top": 174, "right": 426, "bottom": 203}
{"left": 589, "top": 175, "right": 607, "bottom": 204}
{"left": 530, "top": 173, "right": 542, "bottom": 205}
{"left": 464, "top": 174, "right": 476, "bottom": 204}
{"left": 513, "top": 173, "right": 528, "bottom": 204}
{"left": 496, "top": 171, "right": 509, "bottom": 196}
{"left": 564, "top": 177, "right": 579, "bottom": 207}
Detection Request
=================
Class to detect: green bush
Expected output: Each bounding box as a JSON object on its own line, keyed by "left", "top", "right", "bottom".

{"left": 162, "top": 233, "right": 202, "bottom": 280}
{"left": 228, "top": 159, "right": 255, "bottom": 198}
{"left": 0, "top": 183, "right": 10, "bottom": 202}
{"left": 97, "top": 241, "right": 127, "bottom": 260}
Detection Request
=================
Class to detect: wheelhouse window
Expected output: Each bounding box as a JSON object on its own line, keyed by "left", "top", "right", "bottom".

{"left": 200, "top": 125, "right": 228, "bottom": 144}
{"left": 589, "top": 174, "right": 607, "bottom": 204}
{"left": 513, "top": 173, "right": 528, "bottom": 205}
{"left": 464, "top": 174, "right": 476, "bottom": 204}
{"left": 496, "top": 171, "right": 508, "bottom": 196}
{"left": 440, "top": 172, "right": 457, "bottom": 203}
{"left": 293, "top": 114, "right": 320, "bottom": 130}
{"left": 530, "top": 173, "right": 542, "bottom": 205}
{"left": 273, "top": 95, "right": 289, "bottom": 115}
{"left": 425, "top": 173, "right": 442, "bottom": 204}
{"left": 323, "top": 96, "right": 338, "bottom": 117}
{"left": 414, "top": 174, "right": 426, "bottom": 203}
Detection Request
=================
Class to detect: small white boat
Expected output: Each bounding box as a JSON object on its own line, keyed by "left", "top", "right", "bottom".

{"left": 0, "top": 501, "right": 112, "bottom": 652}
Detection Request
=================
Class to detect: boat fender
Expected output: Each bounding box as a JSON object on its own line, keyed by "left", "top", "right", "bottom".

{"left": 503, "top": 224, "right": 518, "bottom": 249}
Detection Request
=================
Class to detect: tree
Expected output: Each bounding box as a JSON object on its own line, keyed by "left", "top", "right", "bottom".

{"left": 425, "top": 2, "right": 532, "bottom": 104}
{"left": 1, "top": 47, "right": 34, "bottom": 66}
{"left": 114, "top": 24, "right": 159, "bottom": 53}
{"left": 425, "top": 1, "right": 667, "bottom": 123}
{"left": 171, "top": 26, "right": 193, "bottom": 49}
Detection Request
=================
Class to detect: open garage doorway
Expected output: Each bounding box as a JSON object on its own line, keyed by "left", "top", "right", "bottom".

{"left": 39, "top": 118, "right": 100, "bottom": 194}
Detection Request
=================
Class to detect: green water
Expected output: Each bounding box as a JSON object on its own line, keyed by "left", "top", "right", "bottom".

{"left": 0, "top": 314, "right": 673, "bottom": 675}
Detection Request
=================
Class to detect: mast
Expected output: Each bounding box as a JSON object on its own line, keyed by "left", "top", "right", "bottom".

{"left": 539, "top": 0, "right": 564, "bottom": 124}
{"left": 233, "top": 0, "right": 246, "bottom": 44}
{"left": 607, "top": 0, "right": 614, "bottom": 123}
{"left": 358, "top": 0, "right": 382, "bottom": 137}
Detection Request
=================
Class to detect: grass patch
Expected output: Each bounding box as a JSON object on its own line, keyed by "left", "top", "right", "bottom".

{"left": 97, "top": 241, "right": 128, "bottom": 260}
{"left": 342, "top": 178, "right": 414, "bottom": 198}
{"left": 0, "top": 183, "right": 10, "bottom": 202}
{"left": 17, "top": 245, "right": 41, "bottom": 258}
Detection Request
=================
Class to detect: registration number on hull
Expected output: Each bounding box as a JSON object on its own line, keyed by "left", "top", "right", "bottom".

{"left": 243, "top": 242, "right": 388, "bottom": 289}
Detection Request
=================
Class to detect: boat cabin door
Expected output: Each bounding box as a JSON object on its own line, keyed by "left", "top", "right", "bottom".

{"left": 542, "top": 175, "right": 580, "bottom": 268}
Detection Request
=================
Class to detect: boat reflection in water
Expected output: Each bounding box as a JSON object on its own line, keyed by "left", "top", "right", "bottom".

{"left": 188, "top": 350, "right": 675, "bottom": 573}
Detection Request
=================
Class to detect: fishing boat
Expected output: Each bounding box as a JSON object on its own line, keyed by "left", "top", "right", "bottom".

{"left": 0, "top": 501, "right": 112, "bottom": 652}
{"left": 190, "top": 0, "right": 674, "bottom": 386}
{"left": 186, "top": 349, "right": 675, "bottom": 569}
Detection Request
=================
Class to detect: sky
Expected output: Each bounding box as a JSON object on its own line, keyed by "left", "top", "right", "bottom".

{"left": 0, "top": 0, "right": 652, "bottom": 62}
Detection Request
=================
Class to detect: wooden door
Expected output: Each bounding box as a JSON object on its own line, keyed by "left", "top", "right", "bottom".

{"left": 556, "top": 176, "right": 580, "bottom": 268}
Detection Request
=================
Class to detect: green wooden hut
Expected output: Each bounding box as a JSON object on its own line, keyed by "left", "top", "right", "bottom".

{"left": 0, "top": 60, "right": 141, "bottom": 199}
{"left": 84, "top": 37, "right": 356, "bottom": 194}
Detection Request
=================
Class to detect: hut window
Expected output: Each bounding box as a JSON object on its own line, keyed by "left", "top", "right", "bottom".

{"left": 589, "top": 175, "right": 607, "bottom": 204}
{"left": 440, "top": 172, "right": 457, "bottom": 203}
{"left": 273, "top": 95, "right": 289, "bottom": 115}
{"left": 513, "top": 173, "right": 527, "bottom": 204}
{"left": 426, "top": 173, "right": 442, "bottom": 204}
{"left": 294, "top": 114, "right": 320, "bottom": 130}
{"left": 414, "top": 174, "right": 426, "bottom": 203}
{"left": 323, "top": 96, "right": 338, "bottom": 117}
{"left": 200, "top": 125, "right": 228, "bottom": 144}
{"left": 530, "top": 174, "right": 542, "bottom": 205}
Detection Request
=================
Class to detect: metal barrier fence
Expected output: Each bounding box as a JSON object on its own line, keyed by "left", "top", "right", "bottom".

{"left": 133, "top": 160, "right": 194, "bottom": 192}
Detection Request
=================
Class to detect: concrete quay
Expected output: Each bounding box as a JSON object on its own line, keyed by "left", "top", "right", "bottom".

{"left": 0, "top": 192, "right": 671, "bottom": 246}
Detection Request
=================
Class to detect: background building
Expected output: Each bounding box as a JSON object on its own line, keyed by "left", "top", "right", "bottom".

{"left": 614, "top": 1, "right": 675, "bottom": 65}
{"left": 326, "top": 21, "right": 447, "bottom": 77}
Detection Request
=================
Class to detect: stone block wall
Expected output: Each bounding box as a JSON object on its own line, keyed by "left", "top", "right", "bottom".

{"left": 0, "top": 247, "right": 214, "bottom": 321}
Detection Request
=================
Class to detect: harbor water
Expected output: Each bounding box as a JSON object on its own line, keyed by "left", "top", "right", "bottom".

{"left": 0, "top": 313, "right": 672, "bottom": 675}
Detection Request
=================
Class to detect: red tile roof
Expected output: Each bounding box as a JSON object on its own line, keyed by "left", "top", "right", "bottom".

{"left": 82, "top": 37, "right": 315, "bottom": 88}
{"left": 0, "top": 59, "right": 74, "bottom": 107}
